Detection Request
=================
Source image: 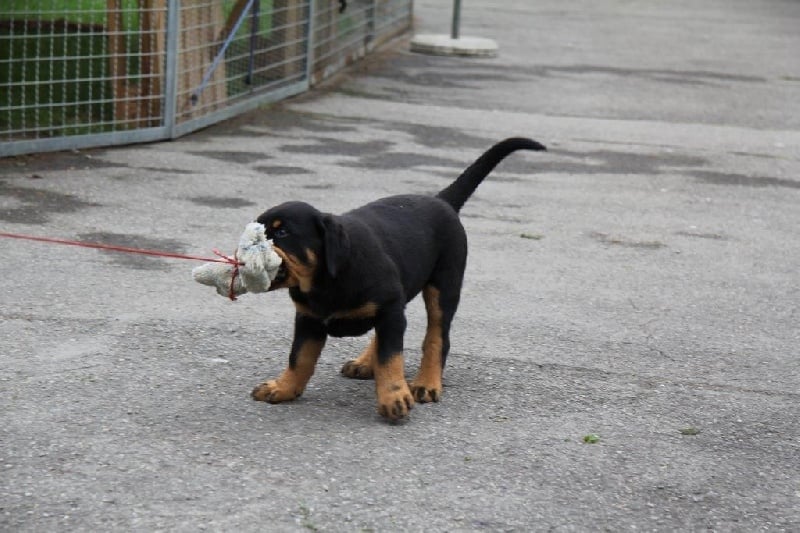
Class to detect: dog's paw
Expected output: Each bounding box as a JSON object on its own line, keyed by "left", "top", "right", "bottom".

{"left": 377, "top": 382, "right": 414, "bottom": 421}
{"left": 251, "top": 379, "right": 301, "bottom": 403}
{"left": 341, "top": 359, "right": 374, "bottom": 380}
{"left": 409, "top": 380, "right": 442, "bottom": 403}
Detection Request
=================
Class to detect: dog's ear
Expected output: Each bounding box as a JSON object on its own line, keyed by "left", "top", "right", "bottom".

{"left": 320, "top": 215, "right": 350, "bottom": 278}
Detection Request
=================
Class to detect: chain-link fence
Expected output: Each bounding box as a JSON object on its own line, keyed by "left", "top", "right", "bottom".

{"left": 0, "top": 0, "right": 412, "bottom": 157}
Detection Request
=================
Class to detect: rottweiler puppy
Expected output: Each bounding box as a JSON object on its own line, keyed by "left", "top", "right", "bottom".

{"left": 251, "top": 137, "right": 546, "bottom": 420}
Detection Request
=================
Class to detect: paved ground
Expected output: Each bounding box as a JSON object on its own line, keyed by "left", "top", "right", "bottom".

{"left": 2, "top": 0, "right": 800, "bottom": 531}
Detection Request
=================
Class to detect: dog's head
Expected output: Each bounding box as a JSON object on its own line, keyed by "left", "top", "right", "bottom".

{"left": 256, "top": 201, "right": 350, "bottom": 292}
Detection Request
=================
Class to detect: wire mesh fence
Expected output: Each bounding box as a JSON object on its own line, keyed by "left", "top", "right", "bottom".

{"left": 311, "top": 0, "right": 410, "bottom": 82}
{"left": 0, "top": 0, "right": 412, "bottom": 157}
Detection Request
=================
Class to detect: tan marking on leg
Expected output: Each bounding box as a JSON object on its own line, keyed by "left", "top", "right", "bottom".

{"left": 374, "top": 353, "right": 414, "bottom": 420}
{"left": 252, "top": 339, "right": 324, "bottom": 403}
{"left": 410, "top": 286, "right": 444, "bottom": 403}
{"left": 341, "top": 336, "right": 376, "bottom": 379}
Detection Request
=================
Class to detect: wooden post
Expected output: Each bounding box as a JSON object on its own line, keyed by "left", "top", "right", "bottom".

{"left": 271, "top": 0, "right": 305, "bottom": 82}
{"left": 139, "top": 0, "right": 165, "bottom": 126}
{"left": 312, "top": 0, "right": 338, "bottom": 82}
{"left": 107, "top": 0, "right": 138, "bottom": 125}
{"left": 176, "top": 0, "right": 228, "bottom": 121}
{"left": 108, "top": 0, "right": 166, "bottom": 127}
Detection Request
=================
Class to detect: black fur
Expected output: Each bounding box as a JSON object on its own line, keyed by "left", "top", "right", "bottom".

{"left": 254, "top": 137, "right": 546, "bottom": 420}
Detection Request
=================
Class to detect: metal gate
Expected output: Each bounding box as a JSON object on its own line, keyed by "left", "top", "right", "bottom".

{"left": 0, "top": 0, "right": 412, "bottom": 157}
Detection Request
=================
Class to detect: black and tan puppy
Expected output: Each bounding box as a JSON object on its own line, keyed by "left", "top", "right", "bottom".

{"left": 251, "top": 137, "right": 546, "bottom": 420}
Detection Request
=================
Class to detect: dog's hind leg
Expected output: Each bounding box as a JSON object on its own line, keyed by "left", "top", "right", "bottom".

{"left": 341, "top": 336, "right": 376, "bottom": 379}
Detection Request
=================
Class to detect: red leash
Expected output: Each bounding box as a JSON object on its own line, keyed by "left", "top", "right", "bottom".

{"left": 0, "top": 231, "right": 244, "bottom": 300}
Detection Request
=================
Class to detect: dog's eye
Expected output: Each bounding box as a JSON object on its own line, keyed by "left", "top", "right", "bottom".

{"left": 273, "top": 227, "right": 289, "bottom": 239}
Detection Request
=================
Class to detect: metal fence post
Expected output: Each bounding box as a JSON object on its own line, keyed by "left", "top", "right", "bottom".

{"left": 163, "top": 0, "right": 180, "bottom": 138}
{"left": 411, "top": 0, "right": 497, "bottom": 57}
{"left": 451, "top": 0, "right": 461, "bottom": 39}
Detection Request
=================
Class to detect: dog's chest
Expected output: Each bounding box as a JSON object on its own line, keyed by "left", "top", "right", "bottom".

{"left": 324, "top": 315, "right": 375, "bottom": 338}
{"left": 292, "top": 291, "right": 378, "bottom": 338}
{"left": 323, "top": 300, "right": 378, "bottom": 337}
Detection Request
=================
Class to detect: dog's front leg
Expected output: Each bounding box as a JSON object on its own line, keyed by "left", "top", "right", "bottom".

{"left": 373, "top": 305, "right": 414, "bottom": 421}
{"left": 252, "top": 313, "right": 326, "bottom": 403}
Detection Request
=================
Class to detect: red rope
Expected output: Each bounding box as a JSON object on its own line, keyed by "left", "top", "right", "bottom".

{"left": 0, "top": 231, "right": 245, "bottom": 301}
{"left": 211, "top": 248, "right": 242, "bottom": 301}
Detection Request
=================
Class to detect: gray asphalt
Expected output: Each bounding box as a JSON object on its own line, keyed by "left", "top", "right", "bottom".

{"left": 2, "top": 0, "right": 800, "bottom": 531}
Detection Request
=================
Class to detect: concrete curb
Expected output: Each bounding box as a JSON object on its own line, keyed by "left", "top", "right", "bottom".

{"left": 410, "top": 34, "right": 498, "bottom": 57}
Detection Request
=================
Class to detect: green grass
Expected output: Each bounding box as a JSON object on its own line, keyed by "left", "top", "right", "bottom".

{"left": 2, "top": 0, "right": 144, "bottom": 135}
{"left": 1, "top": 31, "right": 115, "bottom": 136}
{"left": 3, "top": 0, "right": 144, "bottom": 34}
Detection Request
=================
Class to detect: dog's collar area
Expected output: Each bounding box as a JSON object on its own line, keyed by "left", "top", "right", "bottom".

{"left": 268, "top": 263, "right": 289, "bottom": 290}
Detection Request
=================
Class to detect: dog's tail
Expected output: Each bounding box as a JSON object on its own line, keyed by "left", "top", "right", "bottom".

{"left": 437, "top": 137, "right": 546, "bottom": 213}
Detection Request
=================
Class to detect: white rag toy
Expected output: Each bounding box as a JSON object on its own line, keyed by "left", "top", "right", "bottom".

{"left": 192, "top": 222, "right": 282, "bottom": 300}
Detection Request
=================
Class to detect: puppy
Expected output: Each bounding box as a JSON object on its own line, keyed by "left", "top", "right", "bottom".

{"left": 251, "top": 137, "right": 546, "bottom": 420}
